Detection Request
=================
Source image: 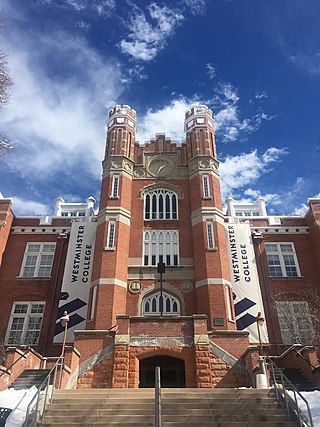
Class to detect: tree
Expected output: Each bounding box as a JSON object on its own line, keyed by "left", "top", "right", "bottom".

{"left": 0, "top": 50, "right": 13, "bottom": 156}
{"left": 271, "top": 287, "right": 320, "bottom": 346}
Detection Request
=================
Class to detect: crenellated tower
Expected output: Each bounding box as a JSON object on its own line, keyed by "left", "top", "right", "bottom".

{"left": 88, "top": 105, "right": 136, "bottom": 329}
{"left": 185, "top": 106, "right": 235, "bottom": 330}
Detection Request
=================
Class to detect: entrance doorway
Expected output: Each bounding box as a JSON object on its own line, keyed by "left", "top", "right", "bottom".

{"left": 139, "top": 356, "right": 185, "bottom": 388}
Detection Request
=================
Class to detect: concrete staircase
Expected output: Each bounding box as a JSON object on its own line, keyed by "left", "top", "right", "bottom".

{"left": 39, "top": 388, "right": 300, "bottom": 426}
{"left": 10, "top": 369, "right": 50, "bottom": 390}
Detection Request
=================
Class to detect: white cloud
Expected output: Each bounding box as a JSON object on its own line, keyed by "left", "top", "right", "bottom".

{"left": 211, "top": 83, "right": 275, "bottom": 142}
{"left": 11, "top": 196, "right": 50, "bottom": 215}
{"left": 290, "top": 203, "right": 308, "bottom": 216}
{"left": 255, "top": 91, "right": 268, "bottom": 100}
{"left": 2, "top": 30, "right": 124, "bottom": 183}
{"left": 206, "top": 63, "right": 216, "bottom": 80}
{"left": 137, "top": 97, "right": 196, "bottom": 143}
{"left": 182, "top": 0, "right": 207, "bottom": 15}
{"left": 119, "top": 4, "right": 184, "bottom": 61}
{"left": 219, "top": 147, "right": 288, "bottom": 197}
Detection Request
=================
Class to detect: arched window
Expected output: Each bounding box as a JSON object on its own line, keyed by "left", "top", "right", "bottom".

{"left": 142, "top": 291, "right": 180, "bottom": 316}
{"left": 143, "top": 230, "right": 179, "bottom": 266}
{"left": 144, "top": 189, "right": 178, "bottom": 220}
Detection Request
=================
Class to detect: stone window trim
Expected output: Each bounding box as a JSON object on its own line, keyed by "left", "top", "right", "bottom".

{"left": 106, "top": 221, "right": 116, "bottom": 250}
{"left": 206, "top": 222, "right": 216, "bottom": 250}
{"left": 144, "top": 189, "right": 178, "bottom": 221}
{"left": 5, "top": 302, "right": 46, "bottom": 346}
{"left": 202, "top": 174, "right": 211, "bottom": 199}
{"left": 265, "top": 242, "right": 301, "bottom": 278}
{"left": 143, "top": 230, "right": 179, "bottom": 267}
{"left": 110, "top": 174, "right": 120, "bottom": 199}
{"left": 19, "top": 242, "right": 56, "bottom": 278}
{"left": 142, "top": 290, "right": 181, "bottom": 316}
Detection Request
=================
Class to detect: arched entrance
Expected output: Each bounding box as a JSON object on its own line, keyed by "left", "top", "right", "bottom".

{"left": 139, "top": 356, "right": 185, "bottom": 388}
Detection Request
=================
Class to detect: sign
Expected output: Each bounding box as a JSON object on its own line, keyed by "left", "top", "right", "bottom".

{"left": 226, "top": 223, "right": 268, "bottom": 343}
{"left": 54, "top": 221, "right": 96, "bottom": 342}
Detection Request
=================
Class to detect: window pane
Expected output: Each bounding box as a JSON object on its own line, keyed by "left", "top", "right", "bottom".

{"left": 280, "top": 244, "right": 293, "bottom": 253}
{"left": 14, "top": 304, "right": 28, "bottom": 314}
{"left": 265, "top": 244, "right": 277, "bottom": 253}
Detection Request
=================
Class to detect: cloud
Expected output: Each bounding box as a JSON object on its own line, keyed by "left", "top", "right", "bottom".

{"left": 119, "top": 3, "right": 184, "bottom": 61}
{"left": 2, "top": 29, "right": 124, "bottom": 187}
{"left": 137, "top": 97, "right": 196, "bottom": 143}
{"left": 37, "top": 0, "right": 116, "bottom": 15}
{"left": 11, "top": 196, "right": 51, "bottom": 216}
{"left": 290, "top": 203, "right": 308, "bottom": 216}
{"left": 210, "top": 83, "right": 275, "bottom": 142}
{"left": 206, "top": 63, "right": 216, "bottom": 80}
{"left": 219, "top": 147, "right": 288, "bottom": 197}
{"left": 182, "top": 0, "right": 207, "bottom": 15}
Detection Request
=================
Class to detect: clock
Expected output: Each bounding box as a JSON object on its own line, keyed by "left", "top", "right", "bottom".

{"left": 148, "top": 157, "right": 174, "bottom": 178}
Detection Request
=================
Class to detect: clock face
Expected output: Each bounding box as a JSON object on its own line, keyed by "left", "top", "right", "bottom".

{"left": 148, "top": 158, "right": 174, "bottom": 177}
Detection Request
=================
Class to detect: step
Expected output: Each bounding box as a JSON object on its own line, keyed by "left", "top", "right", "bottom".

{"left": 38, "top": 423, "right": 299, "bottom": 427}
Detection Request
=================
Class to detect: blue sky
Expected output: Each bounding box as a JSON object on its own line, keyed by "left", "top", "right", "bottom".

{"left": 0, "top": 0, "right": 319, "bottom": 216}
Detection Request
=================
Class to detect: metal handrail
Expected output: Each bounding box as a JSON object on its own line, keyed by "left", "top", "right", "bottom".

{"left": 155, "top": 366, "right": 161, "bottom": 427}
{"left": 266, "top": 355, "right": 314, "bottom": 427}
{"left": 0, "top": 347, "right": 31, "bottom": 379}
{"left": 23, "top": 355, "right": 64, "bottom": 427}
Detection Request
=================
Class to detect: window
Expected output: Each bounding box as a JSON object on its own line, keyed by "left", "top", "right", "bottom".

{"left": 202, "top": 175, "right": 210, "bottom": 198}
{"left": 225, "top": 285, "right": 234, "bottom": 321}
{"left": 143, "top": 230, "right": 179, "bottom": 266}
{"left": 6, "top": 302, "right": 45, "bottom": 345}
{"left": 144, "top": 189, "right": 178, "bottom": 220}
{"left": 276, "top": 301, "right": 313, "bottom": 345}
{"left": 20, "top": 243, "right": 56, "bottom": 278}
{"left": 107, "top": 221, "right": 116, "bottom": 249}
{"left": 265, "top": 243, "right": 300, "bottom": 277}
{"left": 111, "top": 175, "right": 119, "bottom": 198}
{"left": 143, "top": 291, "right": 180, "bottom": 316}
{"left": 206, "top": 222, "right": 215, "bottom": 249}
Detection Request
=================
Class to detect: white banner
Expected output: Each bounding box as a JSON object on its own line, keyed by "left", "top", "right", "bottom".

{"left": 54, "top": 221, "right": 96, "bottom": 342}
{"left": 225, "top": 223, "right": 268, "bottom": 343}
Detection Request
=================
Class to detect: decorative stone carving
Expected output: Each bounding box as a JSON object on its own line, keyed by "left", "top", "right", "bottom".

{"left": 180, "top": 280, "right": 193, "bottom": 293}
{"left": 133, "top": 168, "right": 146, "bottom": 178}
{"left": 129, "top": 280, "right": 142, "bottom": 293}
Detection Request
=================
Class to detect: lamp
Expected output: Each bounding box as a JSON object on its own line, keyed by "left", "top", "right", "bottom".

{"left": 58, "top": 311, "right": 69, "bottom": 388}
{"left": 256, "top": 312, "right": 264, "bottom": 356}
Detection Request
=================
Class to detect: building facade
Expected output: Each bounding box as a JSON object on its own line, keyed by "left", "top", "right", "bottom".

{"left": 0, "top": 105, "right": 319, "bottom": 389}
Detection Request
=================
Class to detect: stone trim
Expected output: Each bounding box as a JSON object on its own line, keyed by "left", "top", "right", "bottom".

{"left": 130, "top": 336, "right": 193, "bottom": 347}
{"left": 195, "top": 278, "right": 232, "bottom": 288}
{"left": 97, "top": 206, "right": 131, "bottom": 226}
{"left": 191, "top": 207, "right": 224, "bottom": 226}
{"left": 90, "top": 278, "right": 127, "bottom": 288}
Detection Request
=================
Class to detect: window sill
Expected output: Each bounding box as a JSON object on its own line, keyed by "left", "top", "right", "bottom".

{"left": 109, "top": 196, "right": 119, "bottom": 200}
{"left": 104, "top": 247, "right": 116, "bottom": 251}
{"left": 269, "top": 276, "right": 304, "bottom": 280}
{"left": 144, "top": 218, "right": 178, "bottom": 221}
{"left": 17, "top": 276, "right": 52, "bottom": 280}
{"left": 207, "top": 247, "right": 217, "bottom": 251}
{"left": 203, "top": 196, "right": 212, "bottom": 200}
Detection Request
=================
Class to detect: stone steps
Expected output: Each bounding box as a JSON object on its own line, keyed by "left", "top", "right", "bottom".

{"left": 39, "top": 388, "right": 299, "bottom": 426}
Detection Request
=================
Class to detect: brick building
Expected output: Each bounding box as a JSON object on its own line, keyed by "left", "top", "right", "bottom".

{"left": 0, "top": 105, "right": 319, "bottom": 389}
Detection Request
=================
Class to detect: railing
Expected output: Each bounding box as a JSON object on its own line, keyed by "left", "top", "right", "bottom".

{"left": 155, "top": 366, "right": 161, "bottom": 427}
{"left": 266, "top": 356, "right": 314, "bottom": 427}
{"left": 0, "top": 347, "right": 31, "bottom": 379}
{"left": 23, "top": 355, "right": 63, "bottom": 427}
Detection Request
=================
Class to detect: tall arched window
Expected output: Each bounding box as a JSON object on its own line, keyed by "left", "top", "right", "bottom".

{"left": 143, "top": 291, "right": 180, "bottom": 316}
{"left": 143, "top": 230, "right": 179, "bottom": 266}
{"left": 144, "top": 189, "right": 178, "bottom": 220}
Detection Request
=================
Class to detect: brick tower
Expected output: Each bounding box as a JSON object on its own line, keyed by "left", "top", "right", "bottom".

{"left": 185, "top": 106, "right": 235, "bottom": 330}
{"left": 88, "top": 105, "right": 136, "bottom": 329}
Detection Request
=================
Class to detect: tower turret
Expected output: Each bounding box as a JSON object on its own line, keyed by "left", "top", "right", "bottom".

{"left": 105, "top": 105, "right": 136, "bottom": 161}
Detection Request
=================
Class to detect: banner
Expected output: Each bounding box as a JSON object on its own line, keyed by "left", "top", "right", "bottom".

{"left": 54, "top": 221, "right": 96, "bottom": 342}
{"left": 225, "top": 223, "right": 268, "bottom": 343}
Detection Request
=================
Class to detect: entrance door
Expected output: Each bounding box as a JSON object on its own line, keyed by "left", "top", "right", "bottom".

{"left": 139, "top": 356, "right": 185, "bottom": 388}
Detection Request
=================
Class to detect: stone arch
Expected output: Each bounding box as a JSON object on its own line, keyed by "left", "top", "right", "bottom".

{"left": 138, "top": 283, "right": 185, "bottom": 316}
{"left": 128, "top": 346, "right": 196, "bottom": 388}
